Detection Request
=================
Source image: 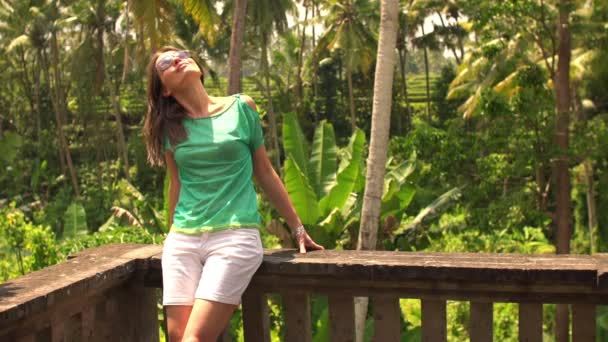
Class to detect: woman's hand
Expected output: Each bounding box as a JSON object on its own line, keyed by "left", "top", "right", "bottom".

{"left": 294, "top": 226, "right": 324, "bottom": 254}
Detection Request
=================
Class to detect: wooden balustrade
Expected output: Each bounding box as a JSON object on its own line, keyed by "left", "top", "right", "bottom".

{"left": 2, "top": 244, "right": 608, "bottom": 341}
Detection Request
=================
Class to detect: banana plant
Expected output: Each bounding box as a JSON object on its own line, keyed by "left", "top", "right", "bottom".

{"left": 281, "top": 113, "right": 419, "bottom": 248}
{"left": 62, "top": 202, "right": 88, "bottom": 239}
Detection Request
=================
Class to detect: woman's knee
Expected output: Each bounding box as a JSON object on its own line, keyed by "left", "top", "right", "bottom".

{"left": 168, "top": 331, "right": 185, "bottom": 342}
{"left": 165, "top": 305, "right": 192, "bottom": 342}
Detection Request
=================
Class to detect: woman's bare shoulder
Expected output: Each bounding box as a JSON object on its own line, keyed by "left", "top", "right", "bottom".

{"left": 239, "top": 94, "right": 257, "bottom": 111}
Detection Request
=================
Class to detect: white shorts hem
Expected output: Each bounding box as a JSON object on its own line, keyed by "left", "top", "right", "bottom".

{"left": 196, "top": 293, "right": 241, "bottom": 306}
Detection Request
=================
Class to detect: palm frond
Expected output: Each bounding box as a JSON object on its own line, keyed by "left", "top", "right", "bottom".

{"left": 7, "top": 34, "right": 30, "bottom": 52}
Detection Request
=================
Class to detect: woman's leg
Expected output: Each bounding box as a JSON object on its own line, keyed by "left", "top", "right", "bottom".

{"left": 182, "top": 228, "right": 262, "bottom": 341}
{"left": 162, "top": 232, "right": 206, "bottom": 341}
{"left": 181, "top": 299, "right": 237, "bottom": 342}
{"left": 165, "top": 305, "right": 193, "bottom": 342}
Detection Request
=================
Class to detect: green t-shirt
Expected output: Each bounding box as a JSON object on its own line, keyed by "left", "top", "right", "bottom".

{"left": 164, "top": 94, "right": 265, "bottom": 234}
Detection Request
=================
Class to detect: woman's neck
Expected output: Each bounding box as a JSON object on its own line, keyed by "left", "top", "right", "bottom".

{"left": 172, "top": 81, "right": 211, "bottom": 117}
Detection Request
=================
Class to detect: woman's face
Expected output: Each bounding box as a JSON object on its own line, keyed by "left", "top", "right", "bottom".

{"left": 155, "top": 50, "right": 202, "bottom": 96}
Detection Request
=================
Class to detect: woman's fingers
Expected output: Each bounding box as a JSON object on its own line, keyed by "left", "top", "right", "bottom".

{"left": 307, "top": 240, "right": 324, "bottom": 250}
{"left": 301, "top": 235, "right": 325, "bottom": 253}
{"left": 295, "top": 231, "right": 325, "bottom": 253}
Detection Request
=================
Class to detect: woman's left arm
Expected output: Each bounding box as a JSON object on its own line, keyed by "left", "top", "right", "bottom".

{"left": 252, "top": 145, "right": 324, "bottom": 253}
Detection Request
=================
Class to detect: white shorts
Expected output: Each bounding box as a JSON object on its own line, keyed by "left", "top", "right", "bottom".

{"left": 161, "top": 228, "right": 264, "bottom": 306}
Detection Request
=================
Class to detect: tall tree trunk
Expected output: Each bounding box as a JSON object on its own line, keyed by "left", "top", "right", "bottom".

{"left": 554, "top": 1, "right": 572, "bottom": 341}
{"left": 261, "top": 38, "right": 281, "bottom": 171}
{"left": 533, "top": 117, "right": 549, "bottom": 213}
{"left": 572, "top": 83, "right": 596, "bottom": 254}
{"left": 41, "top": 49, "right": 66, "bottom": 173}
{"left": 109, "top": 77, "right": 130, "bottom": 179}
{"left": 311, "top": 2, "right": 318, "bottom": 126}
{"left": 398, "top": 14, "right": 411, "bottom": 134}
{"left": 94, "top": 0, "right": 105, "bottom": 95}
{"left": 296, "top": 2, "right": 309, "bottom": 114}
{"left": 17, "top": 49, "right": 35, "bottom": 137}
{"left": 347, "top": 69, "right": 356, "bottom": 131}
{"left": 339, "top": 57, "right": 344, "bottom": 116}
{"left": 421, "top": 25, "right": 431, "bottom": 122}
{"left": 121, "top": 0, "right": 131, "bottom": 84}
{"left": 227, "top": 0, "right": 248, "bottom": 95}
{"left": 354, "top": 1, "right": 399, "bottom": 341}
{"left": 34, "top": 54, "right": 42, "bottom": 148}
{"left": 584, "top": 160, "right": 597, "bottom": 253}
{"left": 50, "top": 31, "right": 80, "bottom": 197}
{"left": 398, "top": 46, "right": 410, "bottom": 134}
{"left": 114, "top": 91, "right": 130, "bottom": 179}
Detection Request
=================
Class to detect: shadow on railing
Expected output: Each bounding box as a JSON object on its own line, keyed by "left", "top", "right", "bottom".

{"left": 1, "top": 243, "right": 606, "bottom": 341}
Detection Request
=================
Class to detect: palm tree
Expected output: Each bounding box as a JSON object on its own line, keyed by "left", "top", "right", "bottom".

{"left": 6, "top": 0, "right": 81, "bottom": 196}
{"left": 395, "top": 8, "right": 413, "bottom": 134}
{"left": 553, "top": 2, "right": 573, "bottom": 340}
{"left": 130, "top": 0, "right": 174, "bottom": 53}
{"left": 412, "top": 0, "right": 466, "bottom": 64}
{"left": 295, "top": 0, "right": 310, "bottom": 114}
{"left": 248, "top": 0, "right": 295, "bottom": 171}
{"left": 315, "top": 0, "right": 378, "bottom": 132}
{"left": 354, "top": 0, "right": 399, "bottom": 340}
{"left": 409, "top": 2, "right": 440, "bottom": 121}
{"left": 1, "top": 0, "right": 41, "bottom": 145}
{"left": 227, "top": 0, "right": 248, "bottom": 95}
{"left": 449, "top": 1, "right": 591, "bottom": 338}
{"left": 48, "top": 1, "right": 81, "bottom": 196}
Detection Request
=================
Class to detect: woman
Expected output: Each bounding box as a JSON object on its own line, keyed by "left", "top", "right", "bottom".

{"left": 143, "top": 46, "right": 324, "bottom": 342}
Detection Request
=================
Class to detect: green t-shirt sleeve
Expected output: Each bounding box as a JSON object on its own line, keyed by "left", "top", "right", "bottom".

{"left": 241, "top": 96, "right": 265, "bottom": 151}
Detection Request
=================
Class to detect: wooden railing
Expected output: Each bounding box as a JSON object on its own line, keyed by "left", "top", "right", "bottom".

{"left": 1, "top": 243, "right": 606, "bottom": 341}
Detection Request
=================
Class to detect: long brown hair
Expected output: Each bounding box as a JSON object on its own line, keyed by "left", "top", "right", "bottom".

{"left": 143, "top": 46, "right": 205, "bottom": 166}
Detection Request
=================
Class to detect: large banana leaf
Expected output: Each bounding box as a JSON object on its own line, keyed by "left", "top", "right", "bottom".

{"left": 62, "top": 202, "right": 88, "bottom": 239}
{"left": 381, "top": 184, "right": 416, "bottom": 219}
{"left": 392, "top": 187, "right": 462, "bottom": 239}
{"left": 282, "top": 112, "right": 310, "bottom": 178}
{"left": 319, "top": 129, "right": 365, "bottom": 216}
{"left": 308, "top": 120, "right": 338, "bottom": 198}
{"left": 382, "top": 159, "right": 416, "bottom": 202}
{"left": 284, "top": 156, "right": 320, "bottom": 225}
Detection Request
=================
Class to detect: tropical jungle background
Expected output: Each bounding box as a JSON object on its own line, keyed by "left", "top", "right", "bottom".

{"left": 1, "top": 0, "right": 607, "bottom": 341}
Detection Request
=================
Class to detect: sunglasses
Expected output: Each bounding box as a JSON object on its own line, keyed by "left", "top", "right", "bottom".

{"left": 156, "top": 50, "right": 191, "bottom": 72}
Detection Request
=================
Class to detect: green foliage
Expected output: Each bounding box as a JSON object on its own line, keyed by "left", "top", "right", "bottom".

{"left": 59, "top": 226, "right": 164, "bottom": 257}
{"left": 281, "top": 115, "right": 367, "bottom": 248}
{"left": 62, "top": 202, "right": 88, "bottom": 239}
{"left": 284, "top": 157, "right": 320, "bottom": 225}
{"left": 422, "top": 225, "right": 554, "bottom": 254}
{"left": 309, "top": 121, "right": 338, "bottom": 198}
{"left": 0, "top": 203, "right": 59, "bottom": 281}
{"left": 0, "top": 131, "right": 22, "bottom": 164}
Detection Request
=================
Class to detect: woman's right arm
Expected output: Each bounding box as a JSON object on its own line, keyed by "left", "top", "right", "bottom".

{"left": 165, "top": 151, "right": 180, "bottom": 228}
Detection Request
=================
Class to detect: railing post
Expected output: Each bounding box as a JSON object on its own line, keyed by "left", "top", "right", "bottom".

{"left": 328, "top": 294, "right": 355, "bottom": 342}
{"left": 470, "top": 301, "right": 493, "bottom": 342}
{"left": 422, "top": 299, "right": 446, "bottom": 342}
{"left": 242, "top": 288, "right": 270, "bottom": 342}
{"left": 572, "top": 303, "right": 595, "bottom": 342}
{"left": 283, "top": 291, "right": 312, "bottom": 342}
{"left": 109, "top": 274, "right": 160, "bottom": 341}
{"left": 372, "top": 296, "right": 400, "bottom": 342}
{"left": 518, "top": 303, "right": 542, "bottom": 342}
